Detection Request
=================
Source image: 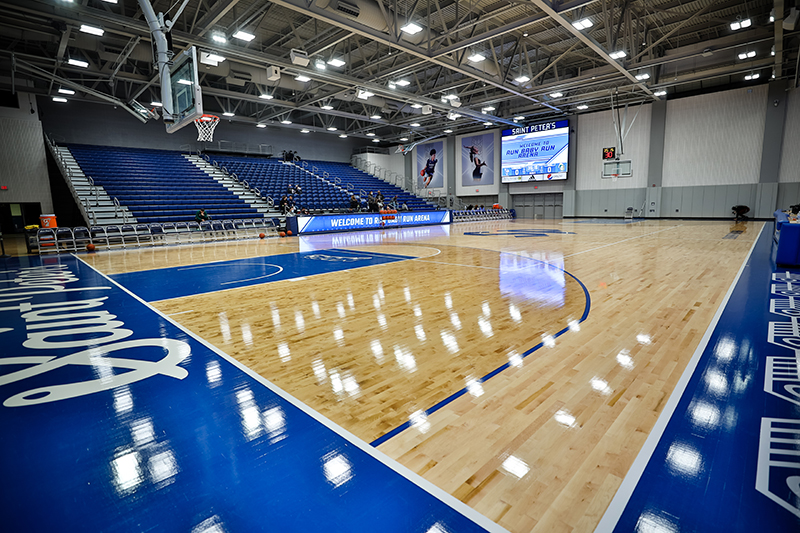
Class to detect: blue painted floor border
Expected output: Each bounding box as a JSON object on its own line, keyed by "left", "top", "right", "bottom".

{"left": 597, "top": 223, "right": 800, "bottom": 532}
{"left": 0, "top": 253, "right": 507, "bottom": 533}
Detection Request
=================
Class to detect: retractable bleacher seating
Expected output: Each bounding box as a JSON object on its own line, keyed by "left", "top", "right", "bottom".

{"left": 67, "top": 145, "right": 261, "bottom": 224}
{"left": 304, "top": 160, "right": 437, "bottom": 211}
{"left": 208, "top": 155, "right": 351, "bottom": 212}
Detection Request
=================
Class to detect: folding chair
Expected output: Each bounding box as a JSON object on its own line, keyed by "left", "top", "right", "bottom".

{"left": 90, "top": 226, "right": 109, "bottom": 249}
{"left": 135, "top": 224, "right": 154, "bottom": 246}
{"left": 104, "top": 225, "right": 125, "bottom": 249}
{"left": 148, "top": 224, "right": 166, "bottom": 245}
{"left": 55, "top": 227, "right": 77, "bottom": 252}
{"left": 120, "top": 225, "right": 140, "bottom": 248}
{"left": 37, "top": 228, "right": 58, "bottom": 254}
{"left": 73, "top": 226, "right": 92, "bottom": 251}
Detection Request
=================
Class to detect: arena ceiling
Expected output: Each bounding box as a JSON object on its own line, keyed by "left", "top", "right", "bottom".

{"left": 0, "top": 0, "right": 794, "bottom": 145}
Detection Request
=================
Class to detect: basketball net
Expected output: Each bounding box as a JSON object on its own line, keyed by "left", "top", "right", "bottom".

{"left": 194, "top": 114, "right": 220, "bottom": 142}
{"left": 612, "top": 173, "right": 618, "bottom": 183}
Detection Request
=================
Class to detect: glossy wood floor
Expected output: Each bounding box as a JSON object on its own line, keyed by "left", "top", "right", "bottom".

{"left": 80, "top": 218, "right": 759, "bottom": 533}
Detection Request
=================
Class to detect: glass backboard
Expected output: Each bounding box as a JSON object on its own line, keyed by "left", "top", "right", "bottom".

{"left": 165, "top": 46, "right": 203, "bottom": 133}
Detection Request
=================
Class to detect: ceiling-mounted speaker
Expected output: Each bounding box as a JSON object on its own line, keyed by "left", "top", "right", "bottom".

{"left": 422, "top": 105, "right": 432, "bottom": 114}
{"left": 784, "top": 8, "right": 798, "bottom": 31}
{"left": 266, "top": 66, "right": 281, "bottom": 81}
{"left": 290, "top": 49, "right": 309, "bottom": 66}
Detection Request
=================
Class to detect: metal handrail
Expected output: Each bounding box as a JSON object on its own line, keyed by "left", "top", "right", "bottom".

{"left": 265, "top": 196, "right": 274, "bottom": 208}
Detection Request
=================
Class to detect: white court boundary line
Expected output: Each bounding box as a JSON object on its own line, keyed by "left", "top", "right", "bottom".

{"left": 593, "top": 222, "right": 765, "bottom": 532}
{"left": 564, "top": 225, "right": 682, "bottom": 258}
{"left": 71, "top": 254, "right": 510, "bottom": 533}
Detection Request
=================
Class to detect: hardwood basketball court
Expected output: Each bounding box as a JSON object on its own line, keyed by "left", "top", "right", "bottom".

{"left": 78, "top": 217, "right": 759, "bottom": 532}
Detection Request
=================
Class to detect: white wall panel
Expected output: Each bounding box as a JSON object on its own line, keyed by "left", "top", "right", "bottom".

{"left": 663, "top": 86, "right": 767, "bottom": 186}
{"left": 778, "top": 88, "right": 800, "bottom": 183}
{"left": 575, "top": 106, "right": 651, "bottom": 190}
{"left": 0, "top": 117, "right": 52, "bottom": 212}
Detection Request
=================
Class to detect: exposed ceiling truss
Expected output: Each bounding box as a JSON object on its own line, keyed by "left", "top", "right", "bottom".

{"left": 0, "top": 0, "right": 794, "bottom": 145}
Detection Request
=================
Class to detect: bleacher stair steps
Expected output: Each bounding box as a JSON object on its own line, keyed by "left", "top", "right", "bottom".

{"left": 185, "top": 155, "right": 272, "bottom": 216}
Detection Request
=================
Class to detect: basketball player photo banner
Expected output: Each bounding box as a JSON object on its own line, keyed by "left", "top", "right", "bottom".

{"left": 414, "top": 141, "right": 445, "bottom": 192}
{"left": 456, "top": 131, "right": 500, "bottom": 196}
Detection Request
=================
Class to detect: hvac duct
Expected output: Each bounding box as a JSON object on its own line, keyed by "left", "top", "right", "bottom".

{"left": 315, "top": 0, "right": 425, "bottom": 45}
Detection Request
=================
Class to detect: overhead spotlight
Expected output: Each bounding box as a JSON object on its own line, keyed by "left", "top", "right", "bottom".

{"left": 339, "top": 134, "right": 348, "bottom": 138}
{"left": 200, "top": 52, "right": 226, "bottom": 66}
{"left": 550, "top": 92, "right": 563, "bottom": 98}
{"left": 410, "top": 122, "right": 421, "bottom": 127}
{"left": 259, "top": 94, "right": 274, "bottom": 100}
{"left": 730, "top": 18, "right": 751, "bottom": 31}
{"left": 320, "top": 104, "right": 334, "bottom": 110}
{"left": 256, "top": 123, "right": 267, "bottom": 128}
{"left": 372, "top": 139, "right": 380, "bottom": 143}
{"left": 401, "top": 22, "right": 423, "bottom": 34}
{"left": 399, "top": 137, "right": 408, "bottom": 141}
{"left": 366, "top": 132, "right": 376, "bottom": 136}
{"left": 443, "top": 94, "right": 458, "bottom": 100}
{"left": 654, "top": 90, "right": 667, "bottom": 96}
{"left": 447, "top": 112, "right": 461, "bottom": 120}
{"left": 514, "top": 115, "right": 525, "bottom": 120}
{"left": 58, "top": 87, "right": 75, "bottom": 95}
{"left": 79, "top": 24, "right": 104, "bottom": 36}
{"left": 150, "top": 101, "right": 163, "bottom": 107}
{"left": 522, "top": 32, "right": 529, "bottom": 37}
{"left": 481, "top": 106, "right": 495, "bottom": 113}
{"left": 388, "top": 82, "right": 397, "bottom": 89}
{"left": 327, "top": 58, "right": 346, "bottom": 67}
{"left": 738, "top": 50, "right": 756, "bottom": 60}
{"left": 770, "top": 9, "right": 775, "bottom": 23}
{"left": 609, "top": 50, "right": 627, "bottom": 60}
{"left": 356, "top": 89, "right": 374, "bottom": 100}
{"left": 744, "top": 73, "right": 760, "bottom": 80}
{"left": 576, "top": 104, "right": 589, "bottom": 110}
{"left": 327, "top": 127, "right": 337, "bottom": 131}
{"left": 771, "top": 46, "right": 775, "bottom": 56}
{"left": 635, "top": 73, "right": 650, "bottom": 80}
{"left": 449, "top": 97, "right": 461, "bottom": 107}
{"left": 395, "top": 79, "right": 411, "bottom": 87}
{"left": 468, "top": 53, "right": 485, "bottom": 62}
{"left": 410, "top": 103, "right": 422, "bottom": 108}
{"left": 370, "top": 114, "right": 382, "bottom": 119}
{"left": 67, "top": 58, "right": 89, "bottom": 68}
{"left": 223, "top": 112, "right": 235, "bottom": 117}
{"left": 211, "top": 32, "right": 227, "bottom": 44}
{"left": 514, "top": 75, "right": 531, "bottom": 83}
{"left": 300, "top": 129, "right": 310, "bottom": 133}
{"left": 314, "top": 59, "right": 327, "bottom": 70}
{"left": 233, "top": 30, "right": 255, "bottom": 41}
{"left": 52, "top": 96, "right": 68, "bottom": 103}
{"left": 294, "top": 75, "right": 311, "bottom": 82}
{"left": 572, "top": 18, "right": 593, "bottom": 30}
{"left": 443, "top": 129, "right": 453, "bottom": 134}
{"left": 281, "top": 119, "right": 292, "bottom": 124}
{"left": 483, "top": 122, "right": 493, "bottom": 126}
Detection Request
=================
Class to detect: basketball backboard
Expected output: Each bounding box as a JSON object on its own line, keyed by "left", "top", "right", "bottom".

{"left": 602, "top": 159, "right": 633, "bottom": 178}
{"left": 165, "top": 46, "right": 203, "bottom": 133}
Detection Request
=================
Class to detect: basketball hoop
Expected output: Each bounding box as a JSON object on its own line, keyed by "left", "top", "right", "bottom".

{"left": 194, "top": 114, "right": 220, "bottom": 142}
{"left": 611, "top": 173, "right": 619, "bottom": 183}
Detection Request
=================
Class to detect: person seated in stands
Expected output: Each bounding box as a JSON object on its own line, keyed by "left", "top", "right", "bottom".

{"left": 401, "top": 202, "right": 409, "bottom": 211}
{"left": 287, "top": 184, "right": 295, "bottom": 195}
{"left": 377, "top": 191, "right": 384, "bottom": 203}
{"left": 286, "top": 195, "right": 296, "bottom": 215}
{"left": 367, "top": 192, "right": 378, "bottom": 212}
{"left": 387, "top": 196, "right": 399, "bottom": 210}
{"left": 350, "top": 194, "right": 360, "bottom": 212}
{"left": 195, "top": 208, "right": 211, "bottom": 222}
{"left": 294, "top": 184, "right": 302, "bottom": 195}
{"left": 299, "top": 208, "right": 310, "bottom": 215}
{"left": 279, "top": 195, "right": 289, "bottom": 214}
{"left": 466, "top": 204, "right": 474, "bottom": 210}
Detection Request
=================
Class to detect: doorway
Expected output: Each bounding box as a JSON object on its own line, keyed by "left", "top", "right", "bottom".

{"left": 511, "top": 193, "right": 563, "bottom": 219}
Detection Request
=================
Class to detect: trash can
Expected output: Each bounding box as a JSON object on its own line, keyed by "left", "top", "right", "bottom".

{"left": 39, "top": 214, "right": 57, "bottom": 229}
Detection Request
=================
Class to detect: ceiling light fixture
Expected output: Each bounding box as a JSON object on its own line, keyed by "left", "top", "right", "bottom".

{"left": 410, "top": 103, "right": 422, "bottom": 108}
{"left": 483, "top": 122, "right": 493, "bottom": 126}
{"left": 233, "top": 30, "right": 255, "bottom": 41}
{"left": 410, "top": 122, "right": 421, "bottom": 127}
{"left": 223, "top": 112, "right": 235, "bottom": 117}
{"left": 295, "top": 75, "right": 311, "bottom": 82}
{"left": 370, "top": 114, "right": 382, "bottom": 119}
{"left": 314, "top": 59, "right": 327, "bottom": 70}
{"left": 320, "top": 104, "right": 334, "bottom": 110}
{"left": 443, "top": 129, "right": 453, "bottom": 134}
{"left": 550, "top": 92, "right": 563, "bottom": 98}
{"left": 300, "top": 129, "right": 310, "bottom": 133}
{"left": 730, "top": 18, "right": 751, "bottom": 31}
{"left": 654, "top": 90, "right": 667, "bottom": 97}
{"left": 738, "top": 50, "right": 757, "bottom": 59}
{"left": 256, "top": 123, "right": 266, "bottom": 128}
{"left": 58, "top": 87, "right": 75, "bottom": 95}
{"left": 609, "top": 50, "right": 627, "bottom": 60}
{"left": 514, "top": 75, "right": 530, "bottom": 83}
{"left": 400, "top": 22, "right": 423, "bottom": 34}
{"left": 572, "top": 18, "right": 593, "bottom": 30}
{"left": 67, "top": 58, "right": 89, "bottom": 68}
{"left": 468, "top": 53, "right": 485, "bottom": 62}
{"left": 259, "top": 94, "right": 274, "bottom": 100}
{"left": 150, "top": 101, "right": 163, "bottom": 107}
{"left": 372, "top": 139, "right": 380, "bottom": 142}
{"left": 327, "top": 127, "right": 337, "bottom": 131}
{"left": 481, "top": 106, "right": 495, "bottom": 113}
{"left": 635, "top": 73, "right": 650, "bottom": 80}
{"left": 388, "top": 82, "right": 397, "bottom": 89}
{"left": 327, "top": 58, "right": 346, "bottom": 67}
{"left": 514, "top": 115, "right": 525, "bottom": 120}
{"left": 744, "top": 72, "right": 760, "bottom": 80}
{"left": 576, "top": 104, "right": 589, "bottom": 110}
{"left": 211, "top": 32, "right": 227, "bottom": 44}
{"left": 400, "top": 137, "right": 408, "bottom": 141}
{"left": 52, "top": 96, "right": 68, "bottom": 103}
{"left": 356, "top": 89, "right": 374, "bottom": 100}
{"left": 79, "top": 24, "right": 104, "bottom": 36}
{"left": 366, "top": 132, "right": 376, "bottom": 136}
{"left": 281, "top": 119, "right": 292, "bottom": 124}
{"left": 339, "top": 134, "right": 348, "bottom": 138}
{"left": 395, "top": 79, "right": 411, "bottom": 87}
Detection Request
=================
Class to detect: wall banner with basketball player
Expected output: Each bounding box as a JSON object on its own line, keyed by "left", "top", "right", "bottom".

{"left": 414, "top": 140, "right": 446, "bottom": 192}
{"left": 456, "top": 131, "right": 500, "bottom": 196}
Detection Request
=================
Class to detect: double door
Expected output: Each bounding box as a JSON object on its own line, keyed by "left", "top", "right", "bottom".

{"left": 512, "top": 193, "right": 563, "bottom": 219}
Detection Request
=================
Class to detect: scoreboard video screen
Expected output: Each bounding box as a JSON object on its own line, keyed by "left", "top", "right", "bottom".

{"left": 501, "top": 120, "right": 569, "bottom": 183}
